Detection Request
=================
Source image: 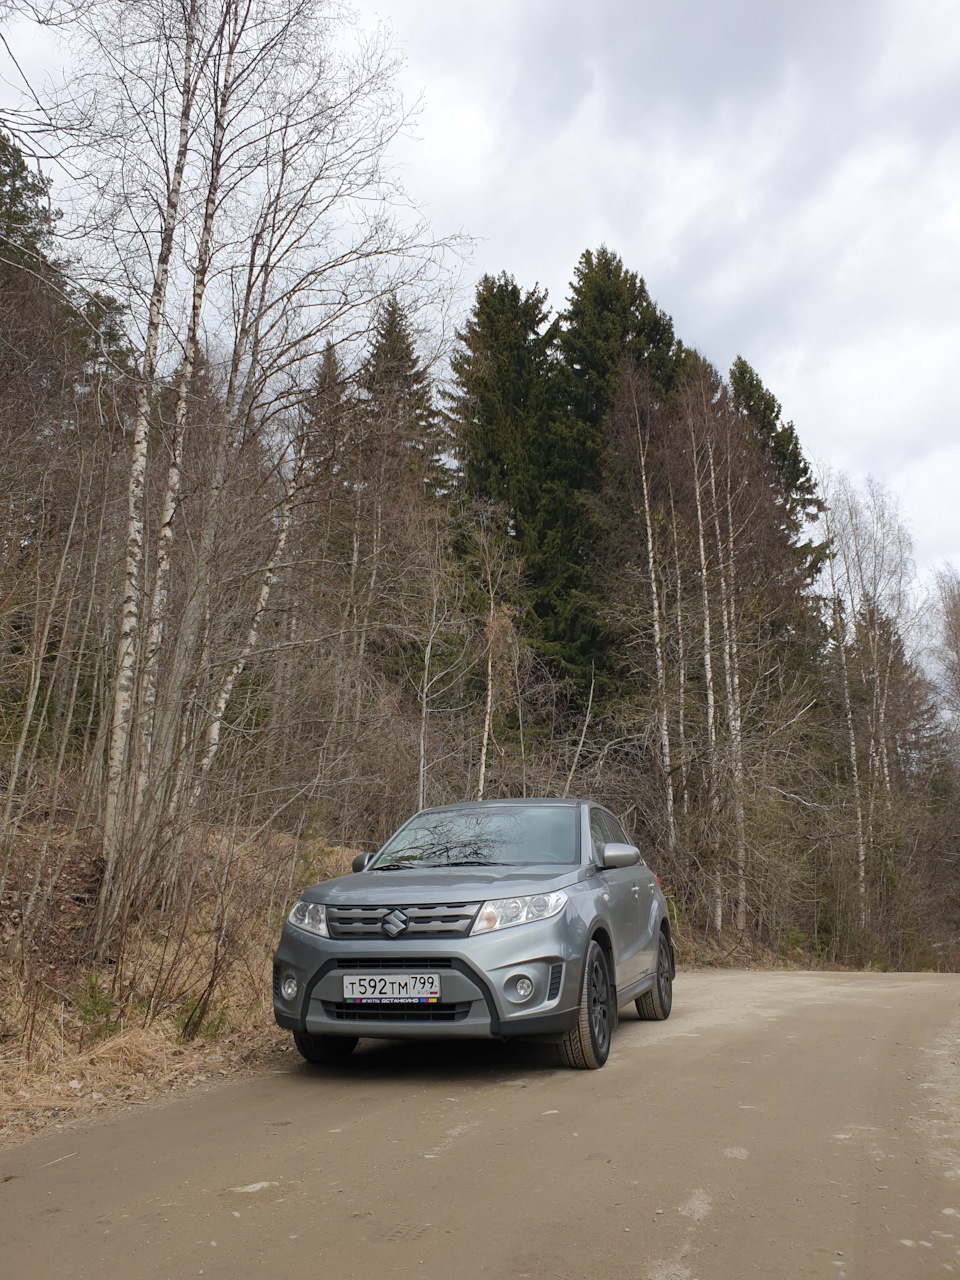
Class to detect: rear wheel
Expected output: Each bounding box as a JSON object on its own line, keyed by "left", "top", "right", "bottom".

{"left": 292, "top": 1030, "right": 358, "bottom": 1064}
{"left": 559, "top": 940, "right": 613, "bottom": 1069}
{"left": 636, "top": 931, "right": 673, "bottom": 1021}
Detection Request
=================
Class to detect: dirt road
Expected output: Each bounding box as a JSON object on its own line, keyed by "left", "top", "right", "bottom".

{"left": 3, "top": 971, "right": 960, "bottom": 1279}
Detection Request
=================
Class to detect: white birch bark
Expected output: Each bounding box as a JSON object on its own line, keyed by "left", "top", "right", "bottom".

{"left": 669, "top": 488, "right": 689, "bottom": 816}
{"left": 707, "top": 441, "right": 747, "bottom": 933}
{"left": 823, "top": 504, "right": 867, "bottom": 923}
{"left": 632, "top": 390, "right": 676, "bottom": 853}
{"left": 688, "top": 418, "right": 721, "bottom": 930}
{"left": 562, "top": 667, "right": 595, "bottom": 800}
{"left": 136, "top": 35, "right": 234, "bottom": 810}
{"left": 417, "top": 606, "right": 436, "bottom": 811}
{"left": 97, "top": 5, "right": 199, "bottom": 941}
{"left": 194, "top": 435, "right": 309, "bottom": 786}
{"left": 477, "top": 630, "right": 495, "bottom": 802}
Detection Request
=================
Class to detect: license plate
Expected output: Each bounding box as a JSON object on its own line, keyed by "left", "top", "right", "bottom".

{"left": 342, "top": 972, "right": 441, "bottom": 1003}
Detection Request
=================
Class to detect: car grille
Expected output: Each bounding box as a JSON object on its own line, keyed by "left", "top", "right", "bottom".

{"left": 326, "top": 903, "right": 480, "bottom": 939}
{"left": 272, "top": 963, "right": 281, "bottom": 998}
{"left": 548, "top": 963, "right": 563, "bottom": 1000}
{"left": 320, "top": 1000, "right": 471, "bottom": 1023}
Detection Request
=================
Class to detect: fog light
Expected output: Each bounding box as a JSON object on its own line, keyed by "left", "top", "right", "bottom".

{"left": 281, "top": 976, "right": 298, "bottom": 1001}
{"left": 515, "top": 976, "right": 534, "bottom": 1001}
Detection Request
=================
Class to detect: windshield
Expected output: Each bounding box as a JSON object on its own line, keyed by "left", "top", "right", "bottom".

{"left": 369, "top": 805, "right": 579, "bottom": 869}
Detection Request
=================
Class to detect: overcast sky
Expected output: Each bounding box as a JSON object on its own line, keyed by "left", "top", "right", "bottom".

{"left": 352, "top": 0, "right": 960, "bottom": 576}
{"left": 4, "top": 1, "right": 957, "bottom": 574}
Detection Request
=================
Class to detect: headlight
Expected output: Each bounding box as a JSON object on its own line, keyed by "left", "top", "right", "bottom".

{"left": 471, "top": 891, "right": 567, "bottom": 935}
{"left": 288, "top": 899, "right": 329, "bottom": 937}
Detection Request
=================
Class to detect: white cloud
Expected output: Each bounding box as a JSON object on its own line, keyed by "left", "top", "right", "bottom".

{"left": 351, "top": 0, "right": 960, "bottom": 572}
{"left": 4, "top": 0, "right": 957, "bottom": 571}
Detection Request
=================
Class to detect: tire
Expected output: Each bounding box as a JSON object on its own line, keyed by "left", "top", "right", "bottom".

{"left": 292, "top": 1030, "right": 359, "bottom": 1064}
{"left": 636, "top": 930, "right": 673, "bottom": 1021}
{"left": 558, "top": 940, "right": 613, "bottom": 1069}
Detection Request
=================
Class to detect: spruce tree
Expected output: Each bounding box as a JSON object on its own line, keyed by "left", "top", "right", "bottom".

{"left": 559, "top": 245, "right": 686, "bottom": 479}
{"left": 302, "top": 341, "right": 349, "bottom": 469}
{"left": 729, "top": 355, "right": 824, "bottom": 578}
{"left": 363, "top": 293, "right": 440, "bottom": 481}
{"left": 449, "top": 272, "right": 554, "bottom": 532}
{"left": 450, "top": 254, "right": 690, "bottom": 692}
{"left": 0, "top": 131, "right": 54, "bottom": 271}
{"left": 532, "top": 248, "right": 686, "bottom": 686}
{"left": 447, "top": 272, "right": 604, "bottom": 684}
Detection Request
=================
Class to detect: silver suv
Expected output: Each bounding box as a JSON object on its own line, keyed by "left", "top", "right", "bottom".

{"left": 272, "top": 798, "right": 674, "bottom": 1069}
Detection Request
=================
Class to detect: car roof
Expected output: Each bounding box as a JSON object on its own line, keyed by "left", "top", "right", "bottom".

{"left": 417, "top": 798, "right": 584, "bottom": 815}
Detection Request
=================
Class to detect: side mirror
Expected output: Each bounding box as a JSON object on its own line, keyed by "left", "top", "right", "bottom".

{"left": 351, "top": 851, "right": 375, "bottom": 873}
{"left": 601, "top": 842, "right": 640, "bottom": 869}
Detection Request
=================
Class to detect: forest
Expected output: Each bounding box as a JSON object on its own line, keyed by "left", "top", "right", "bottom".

{"left": 2, "top": 0, "right": 960, "bottom": 1065}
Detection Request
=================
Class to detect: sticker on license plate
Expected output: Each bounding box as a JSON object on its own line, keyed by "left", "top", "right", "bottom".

{"left": 342, "top": 973, "right": 441, "bottom": 1003}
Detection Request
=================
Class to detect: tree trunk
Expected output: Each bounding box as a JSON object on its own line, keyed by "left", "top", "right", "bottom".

{"left": 97, "top": 5, "right": 199, "bottom": 948}
{"left": 707, "top": 440, "right": 747, "bottom": 933}
{"left": 632, "top": 387, "right": 676, "bottom": 853}
{"left": 689, "top": 418, "right": 721, "bottom": 930}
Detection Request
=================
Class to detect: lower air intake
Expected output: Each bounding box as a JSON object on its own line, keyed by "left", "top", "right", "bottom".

{"left": 321, "top": 1000, "right": 471, "bottom": 1023}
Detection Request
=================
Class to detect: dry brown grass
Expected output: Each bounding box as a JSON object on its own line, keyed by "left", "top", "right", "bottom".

{"left": 0, "top": 827, "right": 364, "bottom": 1147}
{"left": 672, "top": 921, "right": 850, "bottom": 971}
{"left": 0, "top": 1018, "right": 289, "bottom": 1146}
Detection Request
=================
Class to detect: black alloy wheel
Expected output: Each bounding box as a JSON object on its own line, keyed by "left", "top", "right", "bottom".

{"left": 559, "top": 939, "right": 613, "bottom": 1069}
{"left": 589, "top": 946, "right": 612, "bottom": 1053}
{"left": 636, "top": 930, "right": 673, "bottom": 1021}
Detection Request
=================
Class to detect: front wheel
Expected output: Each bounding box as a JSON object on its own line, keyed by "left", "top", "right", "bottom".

{"left": 559, "top": 940, "right": 613, "bottom": 1069}
{"left": 292, "top": 1030, "right": 358, "bottom": 1064}
{"left": 636, "top": 931, "right": 673, "bottom": 1021}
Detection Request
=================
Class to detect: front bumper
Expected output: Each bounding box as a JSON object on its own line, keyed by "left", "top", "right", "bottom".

{"left": 272, "top": 918, "right": 583, "bottom": 1040}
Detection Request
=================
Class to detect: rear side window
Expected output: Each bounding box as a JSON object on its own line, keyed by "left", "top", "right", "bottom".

{"left": 588, "top": 808, "right": 608, "bottom": 861}
{"left": 602, "top": 811, "right": 630, "bottom": 845}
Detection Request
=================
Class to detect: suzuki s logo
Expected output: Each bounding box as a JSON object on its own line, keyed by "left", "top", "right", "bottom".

{"left": 382, "top": 909, "right": 408, "bottom": 937}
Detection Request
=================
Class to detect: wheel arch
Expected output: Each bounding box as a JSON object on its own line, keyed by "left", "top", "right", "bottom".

{"left": 589, "top": 923, "right": 615, "bottom": 987}
{"left": 659, "top": 916, "right": 676, "bottom": 979}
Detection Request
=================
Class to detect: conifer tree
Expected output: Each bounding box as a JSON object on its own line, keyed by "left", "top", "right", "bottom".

{"left": 0, "top": 131, "right": 54, "bottom": 270}
{"left": 448, "top": 272, "right": 605, "bottom": 685}
{"left": 729, "top": 355, "right": 824, "bottom": 578}
{"left": 449, "top": 272, "right": 554, "bottom": 532}
{"left": 532, "top": 247, "right": 685, "bottom": 686}
{"left": 303, "top": 341, "right": 349, "bottom": 467}
{"left": 363, "top": 293, "right": 439, "bottom": 479}
{"left": 559, "top": 246, "right": 686, "bottom": 478}
{"left": 450, "top": 254, "right": 687, "bottom": 691}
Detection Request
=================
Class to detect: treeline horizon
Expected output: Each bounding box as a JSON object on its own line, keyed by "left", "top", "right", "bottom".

{"left": 2, "top": 1, "right": 960, "bottom": 1058}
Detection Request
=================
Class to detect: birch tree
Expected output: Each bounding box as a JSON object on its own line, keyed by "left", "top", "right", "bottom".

{"left": 53, "top": 0, "right": 453, "bottom": 946}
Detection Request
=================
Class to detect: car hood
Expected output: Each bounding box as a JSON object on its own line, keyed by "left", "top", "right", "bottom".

{"left": 303, "top": 865, "right": 586, "bottom": 905}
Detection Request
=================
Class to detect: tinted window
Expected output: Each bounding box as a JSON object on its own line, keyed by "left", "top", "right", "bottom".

{"left": 589, "top": 807, "right": 608, "bottom": 860}
{"left": 602, "top": 811, "right": 630, "bottom": 845}
{"left": 371, "top": 805, "right": 579, "bottom": 869}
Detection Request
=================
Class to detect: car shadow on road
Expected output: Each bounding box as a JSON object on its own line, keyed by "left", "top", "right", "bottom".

{"left": 280, "top": 1035, "right": 565, "bottom": 1086}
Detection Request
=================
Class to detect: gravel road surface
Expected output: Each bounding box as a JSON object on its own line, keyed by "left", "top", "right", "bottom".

{"left": 3, "top": 971, "right": 960, "bottom": 1279}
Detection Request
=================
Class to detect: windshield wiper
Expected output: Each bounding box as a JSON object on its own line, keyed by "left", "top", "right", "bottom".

{"left": 371, "top": 857, "right": 498, "bottom": 870}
